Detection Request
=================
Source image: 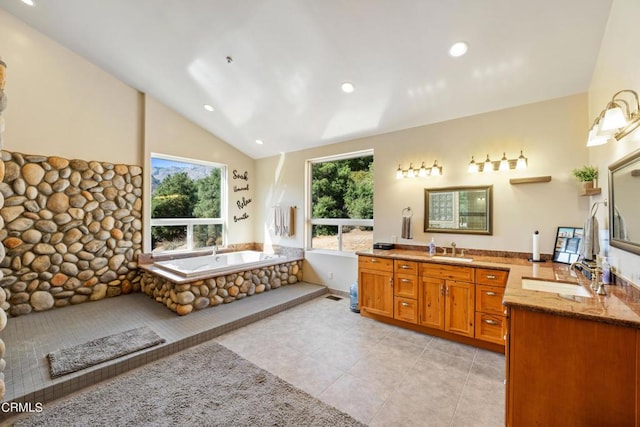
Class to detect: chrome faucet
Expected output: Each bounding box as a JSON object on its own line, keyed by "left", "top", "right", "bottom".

{"left": 212, "top": 245, "right": 218, "bottom": 256}
{"left": 450, "top": 242, "right": 456, "bottom": 257}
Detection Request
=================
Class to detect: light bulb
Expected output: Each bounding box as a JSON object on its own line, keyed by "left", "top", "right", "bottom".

{"left": 467, "top": 156, "right": 478, "bottom": 173}
{"left": 516, "top": 151, "right": 527, "bottom": 170}
{"left": 499, "top": 152, "right": 509, "bottom": 171}
{"left": 431, "top": 160, "right": 440, "bottom": 176}
{"left": 396, "top": 164, "right": 403, "bottom": 179}
{"left": 483, "top": 155, "right": 492, "bottom": 173}
{"left": 418, "top": 162, "right": 428, "bottom": 177}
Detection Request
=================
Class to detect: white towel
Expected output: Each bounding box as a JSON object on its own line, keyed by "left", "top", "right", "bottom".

{"left": 579, "top": 215, "right": 600, "bottom": 260}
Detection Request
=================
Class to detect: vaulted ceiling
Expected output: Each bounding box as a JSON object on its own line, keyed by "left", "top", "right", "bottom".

{"left": 0, "top": 0, "right": 612, "bottom": 158}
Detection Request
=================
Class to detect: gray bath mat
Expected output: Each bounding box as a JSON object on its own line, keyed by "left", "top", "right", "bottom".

{"left": 47, "top": 326, "right": 165, "bottom": 378}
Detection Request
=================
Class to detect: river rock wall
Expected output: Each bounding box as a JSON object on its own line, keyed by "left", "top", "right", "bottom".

{"left": 0, "top": 150, "right": 143, "bottom": 317}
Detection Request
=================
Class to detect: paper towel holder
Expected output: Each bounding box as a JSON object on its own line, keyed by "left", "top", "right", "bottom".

{"left": 528, "top": 230, "right": 546, "bottom": 263}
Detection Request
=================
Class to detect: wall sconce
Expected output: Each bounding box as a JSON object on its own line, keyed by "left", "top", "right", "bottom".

{"left": 396, "top": 160, "right": 443, "bottom": 179}
{"left": 587, "top": 89, "right": 640, "bottom": 147}
{"left": 468, "top": 151, "right": 527, "bottom": 173}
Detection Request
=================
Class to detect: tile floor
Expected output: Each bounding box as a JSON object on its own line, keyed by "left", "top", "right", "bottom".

{"left": 1, "top": 283, "right": 326, "bottom": 407}
{"left": 216, "top": 295, "right": 506, "bottom": 426}
{"left": 2, "top": 285, "right": 505, "bottom": 426}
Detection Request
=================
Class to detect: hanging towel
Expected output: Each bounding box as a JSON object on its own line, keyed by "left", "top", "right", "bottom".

{"left": 579, "top": 215, "right": 600, "bottom": 260}
{"left": 401, "top": 216, "right": 413, "bottom": 239}
{"left": 613, "top": 206, "right": 628, "bottom": 240}
{"left": 288, "top": 206, "right": 296, "bottom": 237}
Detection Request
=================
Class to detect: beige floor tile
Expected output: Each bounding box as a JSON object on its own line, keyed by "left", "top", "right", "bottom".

{"left": 450, "top": 363, "right": 505, "bottom": 426}
{"left": 428, "top": 337, "right": 478, "bottom": 360}
{"left": 318, "top": 372, "right": 389, "bottom": 424}
{"left": 275, "top": 355, "right": 345, "bottom": 396}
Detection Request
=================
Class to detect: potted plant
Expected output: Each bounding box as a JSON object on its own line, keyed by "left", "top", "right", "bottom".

{"left": 572, "top": 165, "right": 599, "bottom": 189}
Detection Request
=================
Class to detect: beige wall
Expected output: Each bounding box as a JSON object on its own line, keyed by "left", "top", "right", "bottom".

{"left": 143, "top": 96, "right": 255, "bottom": 251}
{"left": 256, "top": 94, "right": 591, "bottom": 291}
{"left": 0, "top": 8, "right": 256, "bottom": 253}
{"left": 587, "top": 0, "right": 640, "bottom": 283}
{"left": 0, "top": 9, "right": 142, "bottom": 165}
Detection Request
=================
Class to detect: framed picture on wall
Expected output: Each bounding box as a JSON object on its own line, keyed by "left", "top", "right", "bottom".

{"left": 552, "top": 226, "right": 583, "bottom": 264}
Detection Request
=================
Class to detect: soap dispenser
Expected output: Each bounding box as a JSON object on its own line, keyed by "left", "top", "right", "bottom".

{"left": 429, "top": 238, "right": 436, "bottom": 256}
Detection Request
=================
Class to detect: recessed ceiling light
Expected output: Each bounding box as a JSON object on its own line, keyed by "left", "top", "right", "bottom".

{"left": 255, "top": 139, "right": 264, "bottom": 145}
{"left": 449, "top": 42, "right": 469, "bottom": 57}
{"left": 341, "top": 82, "right": 355, "bottom": 93}
{"left": 21, "top": 0, "right": 35, "bottom": 5}
{"left": 203, "top": 104, "right": 214, "bottom": 112}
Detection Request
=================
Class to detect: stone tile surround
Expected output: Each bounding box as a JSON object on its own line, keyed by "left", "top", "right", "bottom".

{"left": 0, "top": 150, "right": 143, "bottom": 318}
{"left": 140, "top": 259, "right": 304, "bottom": 315}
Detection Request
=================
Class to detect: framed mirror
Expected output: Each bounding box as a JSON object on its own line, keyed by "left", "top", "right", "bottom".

{"left": 609, "top": 148, "right": 640, "bottom": 255}
{"left": 424, "top": 185, "right": 492, "bottom": 235}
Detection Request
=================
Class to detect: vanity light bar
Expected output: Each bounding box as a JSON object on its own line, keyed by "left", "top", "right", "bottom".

{"left": 396, "top": 161, "right": 443, "bottom": 179}
{"left": 587, "top": 89, "right": 640, "bottom": 147}
{"left": 468, "top": 151, "right": 527, "bottom": 173}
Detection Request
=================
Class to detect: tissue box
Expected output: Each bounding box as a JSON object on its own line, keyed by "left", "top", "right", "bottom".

{"left": 373, "top": 242, "right": 395, "bottom": 250}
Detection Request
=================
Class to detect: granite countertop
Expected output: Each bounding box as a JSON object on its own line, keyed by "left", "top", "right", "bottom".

{"left": 357, "top": 249, "right": 640, "bottom": 328}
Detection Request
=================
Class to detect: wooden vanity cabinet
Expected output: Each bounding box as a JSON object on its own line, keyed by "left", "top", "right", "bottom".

{"left": 506, "top": 307, "right": 638, "bottom": 426}
{"left": 393, "top": 260, "right": 418, "bottom": 324}
{"left": 358, "top": 254, "right": 507, "bottom": 353}
{"left": 475, "top": 268, "right": 508, "bottom": 345}
{"left": 358, "top": 256, "right": 394, "bottom": 318}
{"left": 420, "top": 264, "right": 475, "bottom": 338}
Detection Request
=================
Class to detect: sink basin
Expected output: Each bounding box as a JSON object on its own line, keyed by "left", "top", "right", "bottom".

{"left": 431, "top": 256, "right": 474, "bottom": 263}
{"left": 521, "top": 278, "right": 592, "bottom": 298}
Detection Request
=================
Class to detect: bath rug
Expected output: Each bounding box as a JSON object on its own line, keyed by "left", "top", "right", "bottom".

{"left": 18, "top": 341, "right": 364, "bottom": 427}
{"left": 47, "top": 326, "right": 165, "bottom": 379}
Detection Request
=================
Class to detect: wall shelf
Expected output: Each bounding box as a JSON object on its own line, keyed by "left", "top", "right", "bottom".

{"left": 509, "top": 176, "right": 552, "bottom": 185}
{"left": 580, "top": 187, "right": 602, "bottom": 196}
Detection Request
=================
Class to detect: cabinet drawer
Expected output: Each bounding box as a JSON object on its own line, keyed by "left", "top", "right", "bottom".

{"left": 421, "top": 263, "right": 474, "bottom": 282}
{"left": 395, "top": 273, "right": 418, "bottom": 299}
{"left": 394, "top": 260, "right": 419, "bottom": 275}
{"left": 476, "top": 285, "right": 506, "bottom": 315}
{"left": 475, "top": 313, "right": 505, "bottom": 345}
{"left": 476, "top": 268, "right": 509, "bottom": 287}
{"left": 358, "top": 256, "right": 393, "bottom": 272}
{"left": 394, "top": 296, "right": 418, "bottom": 324}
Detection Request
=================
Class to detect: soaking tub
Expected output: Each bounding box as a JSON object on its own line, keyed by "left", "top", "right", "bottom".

{"left": 154, "top": 250, "right": 287, "bottom": 278}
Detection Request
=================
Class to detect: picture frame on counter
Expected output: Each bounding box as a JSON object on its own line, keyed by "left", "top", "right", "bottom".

{"left": 552, "top": 226, "right": 583, "bottom": 264}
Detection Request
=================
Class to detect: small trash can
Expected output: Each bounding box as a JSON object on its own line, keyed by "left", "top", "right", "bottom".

{"left": 349, "top": 282, "right": 360, "bottom": 313}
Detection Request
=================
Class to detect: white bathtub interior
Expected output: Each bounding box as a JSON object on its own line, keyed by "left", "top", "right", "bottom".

{"left": 154, "top": 250, "right": 287, "bottom": 277}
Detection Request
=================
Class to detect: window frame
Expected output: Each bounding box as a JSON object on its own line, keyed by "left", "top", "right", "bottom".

{"left": 149, "top": 152, "right": 227, "bottom": 254}
{"left": 305, "top": 149, "right": 374, "bottom": 253}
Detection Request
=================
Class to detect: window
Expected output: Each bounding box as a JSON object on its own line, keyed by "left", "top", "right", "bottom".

{"left": 150, "top": 154, "right": 226, "bottom": 253}
{"left": 307, "top": 150, "right": 374, "bottom": 253}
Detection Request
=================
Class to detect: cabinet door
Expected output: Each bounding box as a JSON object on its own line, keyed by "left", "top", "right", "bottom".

{"left": 394, "top": 296, "right": 418, "bottom": 324}
{"left": 444, "top": 281, "right": 475, "bottom": 337}
{"left": 419, "top": 276, "right": 445, "bottom": 330}
{"left": 358, "top": 268, "right": 394, "bottom": 318}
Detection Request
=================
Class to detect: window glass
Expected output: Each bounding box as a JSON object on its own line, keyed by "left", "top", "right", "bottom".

{"left": 309, "top": 152, "right": 374, "bottom": 253}
{"left": 150, "top": 155, "right": 225, "bottom": 252}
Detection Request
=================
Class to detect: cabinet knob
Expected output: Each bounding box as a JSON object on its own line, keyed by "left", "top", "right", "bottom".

{"left": 485, "top": 291, "right": 497, "bottom": 296}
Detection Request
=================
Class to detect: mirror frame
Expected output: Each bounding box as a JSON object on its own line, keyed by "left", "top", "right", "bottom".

{"left": 609, "top": 148, "right": 640, "bottom": 255}
{"left": 424, "top": 185, "right": 493, "bottom": 235}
